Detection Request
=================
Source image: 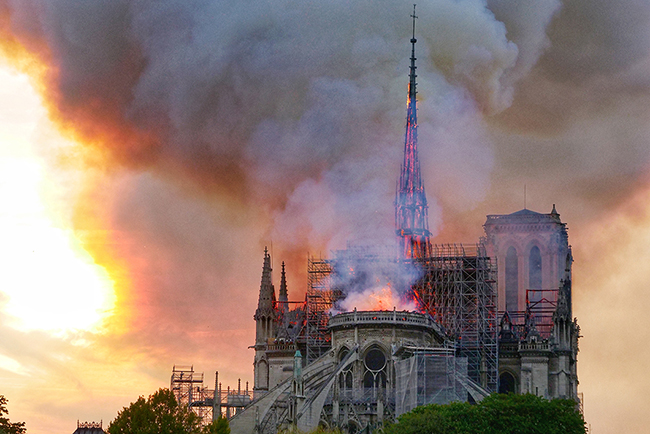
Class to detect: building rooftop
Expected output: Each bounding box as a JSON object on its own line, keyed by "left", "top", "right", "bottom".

{"left": 485, "top": 205, "right": 563, "bottom": 225}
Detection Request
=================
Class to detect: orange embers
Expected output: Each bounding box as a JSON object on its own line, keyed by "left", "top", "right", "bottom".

{"left": 339, "top": 284, "right": 418, "bottom": 312}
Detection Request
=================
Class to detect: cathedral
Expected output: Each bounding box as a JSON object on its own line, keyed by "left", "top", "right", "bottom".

{"left": 224, "top": 12, "right": 580, "bottom": 434}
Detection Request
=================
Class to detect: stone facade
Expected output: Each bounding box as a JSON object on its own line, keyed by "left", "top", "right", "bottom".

{"left": 484, "top": 206, "right": 579, "bottom": 400}
{"left": 483, "top": 206, "right": 570, "bottom": 313}
{"left": 234, "top": 309, "right": 451, "bottom": 434}
{"left": 326, "top": 311, "right": 445, "bottom": 431}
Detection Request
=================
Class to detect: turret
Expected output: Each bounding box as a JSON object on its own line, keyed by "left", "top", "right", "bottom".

{"left": 254, "top": 247, "right": 277, "bottom": 345}
{"left": 279, "top": 262, "right": 289, "bottom": 314}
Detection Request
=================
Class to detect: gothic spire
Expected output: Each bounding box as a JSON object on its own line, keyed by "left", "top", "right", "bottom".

{"left": 396, "top": 4, "right": 431, "bottom": 259}
{"left": 254, "top": 247, "right": 276, "bottom": 319}
{"left": 279, "top": 261, "right": 288, "bottom": 313}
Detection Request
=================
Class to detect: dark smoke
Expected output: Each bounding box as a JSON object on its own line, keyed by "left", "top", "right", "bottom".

{"left": 0, "top": 1, "right": 557, "bottom": 245}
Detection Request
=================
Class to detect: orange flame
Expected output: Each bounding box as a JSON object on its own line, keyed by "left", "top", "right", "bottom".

{"left": 339, "top": 284, "right": 417, "bottom": 312}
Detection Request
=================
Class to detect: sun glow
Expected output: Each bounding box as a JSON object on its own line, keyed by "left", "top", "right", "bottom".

{"left": 0, "top": 65, "right": 116, "bottom": 335}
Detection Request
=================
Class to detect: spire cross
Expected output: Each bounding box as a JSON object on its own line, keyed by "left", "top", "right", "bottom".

{"left": 411, "top": 4, "right": 418, "bottom": 41}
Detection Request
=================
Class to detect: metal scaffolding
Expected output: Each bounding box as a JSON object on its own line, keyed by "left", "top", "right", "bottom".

{"left": 394, "top": 345, "right": 467, "bottom": 415}
{"left": 170, "top": 365, "right": 214, "bottom": 426}
{"left": 304, "top": 245, "right": 402, "bottom": 364}
{"left": 303, "top": 243, "right": 497, "bottom": 393}
{"left": 215, "top": 379, "right": 253, "bottom": 419}
{"left": 410, "top": 243, "right": 498, "bottom": 393}
{"left": 500, "top": 288, "right": 559, "bottom": 340}
{"left": 304, "top": 255, "right": 336, "bottom": 364}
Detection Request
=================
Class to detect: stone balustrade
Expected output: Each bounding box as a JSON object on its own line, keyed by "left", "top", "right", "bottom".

{"left": 328, "top": 309, "right": 440, "bottom": 332}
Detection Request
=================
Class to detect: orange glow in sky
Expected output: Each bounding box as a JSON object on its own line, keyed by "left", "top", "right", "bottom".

{"left": 0, "top": 58, "right": 167, "bottom": 434}
{"left": 0, "top": 66, "right": 116, "bottom": 335}
{"left": 0, "top": 60, "right": 246, "bottom": 433}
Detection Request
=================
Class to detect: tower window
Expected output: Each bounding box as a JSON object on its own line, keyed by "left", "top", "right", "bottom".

{"left": 529, "top": 246, "right": 542, "bottom": 291}
{"left": 257, "top": 359, "right": 269, "bottom": 390}
{"left": 505, "top": 247, "right": 518, "bottom": 312}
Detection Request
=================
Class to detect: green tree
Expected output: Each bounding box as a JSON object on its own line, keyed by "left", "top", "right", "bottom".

{"left": 202, "top": 416, "right": 230, "bottom": 434}
{"left": 0, "top": 395, "right": 26, "bottom": 434}
{"left": 108, "top": 388, "right": 202, "bottom": 434}
{"left": 384, "top": 393, "right": 586, "bottom": 434}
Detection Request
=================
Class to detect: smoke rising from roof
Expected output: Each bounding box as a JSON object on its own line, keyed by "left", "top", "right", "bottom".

{"left": 0, "top": 1, "right": 558, "bottom": 248}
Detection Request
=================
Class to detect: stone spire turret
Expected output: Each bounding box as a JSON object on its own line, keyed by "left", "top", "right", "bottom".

{"left": 254, "top": 247, "right": 277, "bottom": 344}
{"left": 395, "top": 4, "right": 431, "bottom": 259}
{"left": 279, "top": 261, "right": 288, "bottom": 314}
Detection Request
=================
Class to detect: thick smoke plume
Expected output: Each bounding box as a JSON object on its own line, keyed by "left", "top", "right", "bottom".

{"left": 0, "top": 0, "right": 561, "bottom": 256}
{"left": 328, "top": 244, "right": 420, "bottom": 313}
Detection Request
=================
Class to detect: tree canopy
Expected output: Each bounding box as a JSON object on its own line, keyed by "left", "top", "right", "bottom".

{"left": 108, "top": 388, "right": 231, "bottom": 434}
{"left": 108, "top": 388, "right": 203, "bottom": 434}
{"left": 384, "top": 393, "right": 586, "bottom": 434}
{"left": 202, "top": 416, "right": 230, "bottom": 434}
{"left": 0, "top": 395, "right": 26, "bottom": 434}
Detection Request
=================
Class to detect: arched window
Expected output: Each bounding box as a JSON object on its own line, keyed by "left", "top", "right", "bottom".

{"left": 363, "top": 347, "right": 387, "bottom": 389}
{"left": 363, "top": 370, "right": 387, "bottom": 388}
{"left": 505, "top": 247, "right": 518, "bottom": 312}
{"left": 257, "top": 359, "right": 269, "bottom": 390}
{"left": 340, "top": 370, "right": 353, "bottom": 389}
{"left": 338, "top": 347, "right": 353, "bottom": 390}
{"left": 529, "top": 246, "right": 542, "bottom": 301}
{"left": 499, "top": 372, "right": 516, "bottom": 394}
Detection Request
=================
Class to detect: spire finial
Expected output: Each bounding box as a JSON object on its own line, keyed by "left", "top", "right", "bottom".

{"left": 411, "top": 4, "right": 418, "bottom": 41}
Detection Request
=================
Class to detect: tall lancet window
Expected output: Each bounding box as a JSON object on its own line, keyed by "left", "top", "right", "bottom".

{"left": 505, "top": 247, "right": 518, "bottom": 312}
{"left": 257, "top": 359, "right": 269, "bottom": 390}
{"left": 529, "top": 246, "right": 542, "bottom": 290}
